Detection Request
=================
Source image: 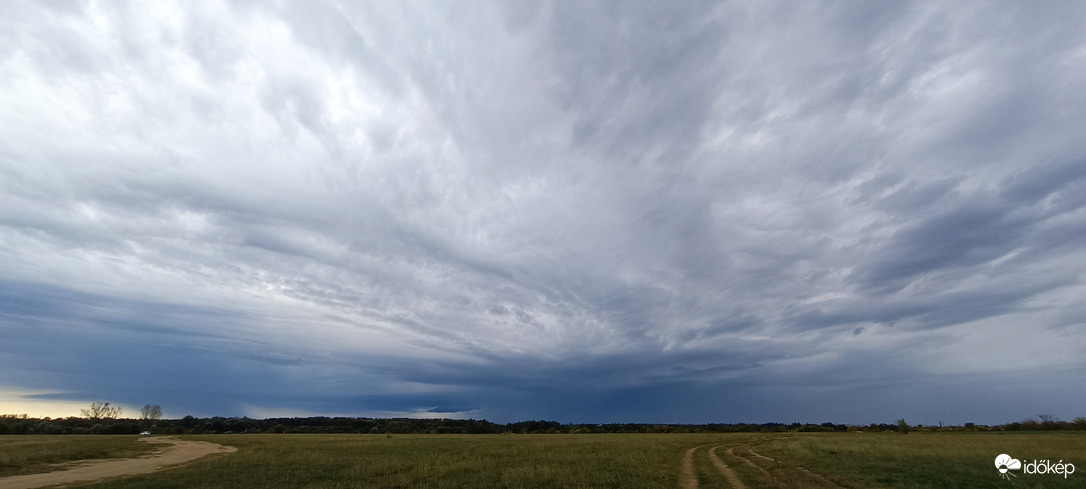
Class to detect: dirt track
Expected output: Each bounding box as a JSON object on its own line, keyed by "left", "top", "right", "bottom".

{"left": 708, "top": 446, "right": 748, "bottom": 489}
{"left": 0, "top": 437, "right": 236, "bottom": 489}
{"left": 681, "top": 445, "right": 747, "bottom": 489}
{"left": 680, "top": 446, "right": 700, "bottom": 489}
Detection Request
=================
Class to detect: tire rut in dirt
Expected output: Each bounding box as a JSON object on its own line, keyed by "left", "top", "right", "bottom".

{"left": 708, "top": 446, "right": 749, "bottom": 489}
{"left": 680, "top": 446, "right": 699, "bottom": 489}
{"left": 733, "top": 446, "right": 847, "bottom": 489}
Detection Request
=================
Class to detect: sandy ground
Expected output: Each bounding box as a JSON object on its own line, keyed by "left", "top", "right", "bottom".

{"left": 0, "top": 437, "right": 237, "bottom": 489}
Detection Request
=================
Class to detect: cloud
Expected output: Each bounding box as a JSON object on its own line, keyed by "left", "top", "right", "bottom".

{"left": 1, "top": 0, "right": 1085, "bottom": 424}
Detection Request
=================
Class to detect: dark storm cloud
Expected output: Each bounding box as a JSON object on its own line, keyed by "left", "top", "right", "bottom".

{"left": 2, "top": 1, "right": 1085, "bottom": 423}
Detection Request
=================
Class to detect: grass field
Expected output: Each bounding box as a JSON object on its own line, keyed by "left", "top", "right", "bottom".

{"left": 0, "top": 435, "right": 156, "bottom": 477}
{"left": 2, "top": 432, "right": 1082, "bottom": 488}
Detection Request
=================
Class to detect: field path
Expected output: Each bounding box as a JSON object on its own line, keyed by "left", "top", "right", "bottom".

{"left": 680, "top": 446, "right": 700, "bottom": 489}
{"left": 727, "top": 447, "right": 768, "bottom": 475}
{"left": 735, "top": 446, "right": 845, "bottom": 489}
{"left": 708, "top": 446, "right": 748, "bottom": 489}
{"left": 0, "top": 437, "right": 237, "bottom": 489}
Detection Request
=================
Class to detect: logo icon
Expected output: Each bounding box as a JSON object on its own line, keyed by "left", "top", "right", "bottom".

{"left": 995, "top": 454, "right": 1021, "bottom": 480}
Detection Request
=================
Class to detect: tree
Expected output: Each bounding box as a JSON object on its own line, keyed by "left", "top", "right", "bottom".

{"left": 897, "top": 418, "right": 910, "bottom": 434}
{"left": 82, "top": 402, "right": 122, "bottom": 419}
{"left": 139, "top": 404, "right": 162, "bottom": 420}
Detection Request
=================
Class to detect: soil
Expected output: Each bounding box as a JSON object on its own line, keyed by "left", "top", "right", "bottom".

{"left": 0, "top": 437, "right": 236, "bottom": 489}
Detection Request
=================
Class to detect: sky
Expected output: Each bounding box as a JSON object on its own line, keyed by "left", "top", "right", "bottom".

{"left": 1, "top": 1, "right": 1085, "bottom": 425}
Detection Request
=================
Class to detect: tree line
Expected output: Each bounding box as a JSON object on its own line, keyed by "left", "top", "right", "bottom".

{"left": 2, "top": 412, "right": 1084, "bottom": 435}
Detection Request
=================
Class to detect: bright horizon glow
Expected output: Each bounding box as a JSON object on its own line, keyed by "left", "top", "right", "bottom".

{"left": 0, "top": 387, "right": 118, "bottom": 419}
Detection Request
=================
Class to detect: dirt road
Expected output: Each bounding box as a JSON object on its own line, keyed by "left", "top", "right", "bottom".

{"left": 681, "top": 445, "right": 748, "bottom": 489}
{"left": 708, "top": 446, "right": 748, "bottom": 489}
{"left": 680, "top": 446, "right": 700, "bottom": 489}
{"left": 0, "top": 437, "right": 236, "bottom": 489}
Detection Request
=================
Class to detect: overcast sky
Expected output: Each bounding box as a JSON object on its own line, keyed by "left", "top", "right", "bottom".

{"left": 2, "top": 1, "right": 1085, "bottom": 425}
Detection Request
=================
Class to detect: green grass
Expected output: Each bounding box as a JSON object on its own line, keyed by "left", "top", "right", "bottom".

{"left": 82, "top": 433, "right": 725, "bottom": 489}
{"left": 754, "top": 432, "right": 1086, "bottom": 489}
{"left": 0, "top": 435, "right": 157, "bottom": 477}
{"left": 2, "top": 432, "right": 1082, "bottom": 488}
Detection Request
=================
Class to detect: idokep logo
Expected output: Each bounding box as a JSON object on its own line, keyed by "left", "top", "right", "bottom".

{"left": 996, "top": 453, "right": 1075, "bottom": 481}
{"left": 995, "top": 454, "right": 1021, "bottom": 480}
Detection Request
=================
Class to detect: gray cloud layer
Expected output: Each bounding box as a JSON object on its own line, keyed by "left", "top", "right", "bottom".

{"left": 2, "top": 1, "right": 1085, "bottom": 423}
